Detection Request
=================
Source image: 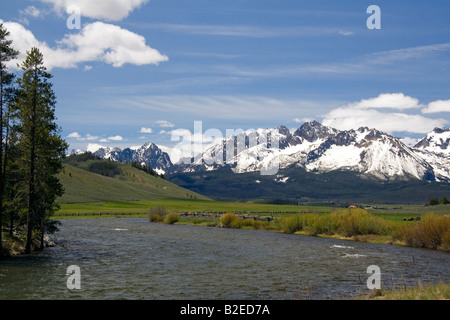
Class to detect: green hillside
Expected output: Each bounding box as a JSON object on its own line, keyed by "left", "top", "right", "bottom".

{"left": 58, "top": 159, "right": 209, "bottom": 204}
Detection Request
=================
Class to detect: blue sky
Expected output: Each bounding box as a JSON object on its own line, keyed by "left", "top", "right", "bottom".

{"left": 2, "top": 0, "right": 450, "bottom": 158}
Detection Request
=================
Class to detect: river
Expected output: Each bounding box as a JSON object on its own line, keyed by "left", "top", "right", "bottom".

{"left": 1, "top": 217, "right": 449, "bottom": 300}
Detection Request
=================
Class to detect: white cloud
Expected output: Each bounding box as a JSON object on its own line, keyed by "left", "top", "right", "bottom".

{"left": 322, "top": 93, "right": 447, "bottom": 134}
{"left": 140, "top": 127, "right": 153, "bottom": 133}
{"left": 108, "top": 135, "right": 123, "bottom": 141}
{"left": 119, "top": 95, "right": 337, "bottom": 121}
{"left": 400, "top": 137, "right": 420, "bottom": 147}
{"left": 367, "top": 43, "right": 450, "bottom": 65}
{"left": 87, "top": 143, "right": 105, "bottom": 153}
{"left": 2, "top": 20, "right": 168, "bottom": 70}
{"left": 40, "top": 0, "right": 149, "bottom": 21}
{"left": 67, "top": 132, "right": 82, "bottom": 139}
{"left": 422, "top": 100, "right": 450, "bottom": 114}
{"left": 155, "top": 120, "right": 175, "bottom": 128}
{"left": 67, "top": 132, "right": 99, "bottom": 141}
{"left": 152, "top": 23, "right": 352, "bottom": 38}
{"left": 294, "top": 118, "right": 314, "bottom": 123}
{"left": 347, "top": 93, "right": 423, "bottom": 110}
{"left": 20, "top": 6, "right": 43, "bottom": 18}
{"left": 339, "top": 30, "right": 354, "bottom": 36}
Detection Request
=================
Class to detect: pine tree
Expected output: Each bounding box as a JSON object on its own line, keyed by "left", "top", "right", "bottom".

{"left": 15, "top": 47, "right": 67, "bottom": 253}
{"left": 0, "top": 23, "right": 19, "bottom": 258}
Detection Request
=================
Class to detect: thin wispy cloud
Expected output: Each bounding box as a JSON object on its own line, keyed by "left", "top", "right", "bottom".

{"left": 110, "top": 95, "right": 344, "bottom": 122}
{"left": 366, "top": 43, "right": 450, "bottom": 65}
{"left": 149, "top": 23, "right": 354, "bottom": 38}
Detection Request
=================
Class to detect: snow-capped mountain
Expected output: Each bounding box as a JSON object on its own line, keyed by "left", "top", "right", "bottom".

{"left": 175, "top": 121, "right": 448, "bottom": 182}
{"left": 70, "top": 122, "right": 450, "bottom": 183}
{"left": 412, "top": 127, "right": 450, "bottom": 181}
{"left": 90, "top": 142, "right": 173, "bottom": 174}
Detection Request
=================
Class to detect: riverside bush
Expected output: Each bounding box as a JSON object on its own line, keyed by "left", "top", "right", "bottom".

{"left": 220, "top": 213, "right": 239, "bottom": 228}
{"left": 394, "top": 213, "right": 450, "bottom": 251}
{"left": 148, "top": 206, "right": 167, "bottom": 223}
{"left": 164, "top": 213, "right": 180, "bottom": 224}
{"left": 280, "top": 208, "right": 393, "bottom": 237}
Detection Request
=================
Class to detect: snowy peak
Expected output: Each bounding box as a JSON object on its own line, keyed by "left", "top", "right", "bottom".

{"left": 415, "top": 127, "right": 450, "bottom": 154}
{"left": 294, "top": 120, "right": 337, "bottom": 142}
{"left": 177, "top": 122, "right": 448, "bottom": 182}
{"left": 93, "top": 142, "right": 173, "bottom": 174}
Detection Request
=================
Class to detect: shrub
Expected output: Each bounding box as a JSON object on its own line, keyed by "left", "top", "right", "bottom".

{"left": 428, "top": 197, "right": 439, "bottom": 206}
{"left": 395, "top": 214, "right": 450, "bottom": 250}
{"left": 149, "top": 214, "right": 164, "bottom": 223}
{"left": 279, "top": 209, "right": 392, "bottom": 237}
{"left": 148, "top": 206, "right": 167, "bottom": 223}
{"left": 164, "top": 213, "right": 180, "bottom": 225}
{"left": 220, "top": 213, "right": 239, "bottom": 228}
{"left": 230, "top": 218, "right": 256, "bottom": 229}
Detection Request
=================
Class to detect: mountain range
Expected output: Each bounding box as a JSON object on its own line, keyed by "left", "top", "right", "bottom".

{"left": 72, "top": 121, "right": 450, "bottom": 203}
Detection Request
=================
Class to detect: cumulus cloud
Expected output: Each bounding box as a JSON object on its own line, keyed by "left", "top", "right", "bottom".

{"left": 67, "top": 132, "right": 82, "bottom": 139}
{"left": 67, "top": 132, "right": 99, "bottom": 141}
{"left": 346, "top": 93, "right": 423, "bottom": 110}
{"left": 2, "top": 20, "right": 168, "bottom": 70}
{"left": 322, "top": 93, "right": 447, "bottom": 134}
{"left": 155, "top": 120, "right": 175, "bottom": 128}
{"left": 86, "top": 143, "right": 105, "bottom": 153}
{"left": 40, "top": 0, "right": 149, "bottom": 21}
{"left": 422, "top": 99, "right": 450, "bottom": 114}
{"left": 140, "top": 127, "right": 153, "bottom": 133}
{"left": 107, "top": 135, "right": 123, "bottom": 141}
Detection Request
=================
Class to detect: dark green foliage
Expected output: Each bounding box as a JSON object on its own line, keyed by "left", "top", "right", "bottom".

{"left": 64, "top": 152, "right": 101, "bottom": 163}
{"left": 441, "top": 196, "right": 449, "bottom": 205}
{"left": 131, "top": 161, "right": 163, "bottom": 178}
{"left": 88, "top": 161, "right": 122, "bottom": 177}
{"left": 1, "top": 46, "right": 68, "bottom": 255}
{"left": 0, "top": 23, "right": 20, "bottom": 257}
{"left": 428, "top": 197, "right": 439, "bottom": 206}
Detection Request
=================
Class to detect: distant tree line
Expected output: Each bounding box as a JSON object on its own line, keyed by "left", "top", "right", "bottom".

{"left": 64, "top": 151, "right": 101, "bottom": 163}
{"left": 131, "top": 161, "right": 164, "bottom": 179}
{"left": 88, "top": 161, "right": 122, "bottom": 177}
{"left": 428, "top": 196, "right": 449, "bottom": 206}
{"left": 0, "top": 24, "right": 67, "bottom": 257}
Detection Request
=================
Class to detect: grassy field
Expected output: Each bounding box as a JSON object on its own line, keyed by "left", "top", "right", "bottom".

{"left": 55, "top": 198, "right": 332, "bottom": 216}
{"left": 58, "top": 162, "right": 209, "bottom": 204}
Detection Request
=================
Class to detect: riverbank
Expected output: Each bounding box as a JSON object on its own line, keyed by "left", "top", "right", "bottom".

{"left": 53, "top": 206, "right": 450, "bottom": 251}
{"left": 163, "top": 208, "right": 450, "bottom": 252}
{"left": 359, "top": 282, "right": 450, "bottom": 300}
{"left": 1, "top": 232, "right": 55, "bottom": 257}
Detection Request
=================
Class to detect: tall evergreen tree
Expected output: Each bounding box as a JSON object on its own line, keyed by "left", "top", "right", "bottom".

{"left": 15, "top": 47, "right": 67, "bottom": 254}
{"left": 0, "top": 23, "right": 19, "bottom": 258}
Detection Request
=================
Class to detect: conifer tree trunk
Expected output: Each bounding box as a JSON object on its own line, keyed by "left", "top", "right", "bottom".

{"left": 0, "top": 24, "right": 19, "bottom": 258}
{"left": 25, "top": 76, "right": 37, "bottom": 254}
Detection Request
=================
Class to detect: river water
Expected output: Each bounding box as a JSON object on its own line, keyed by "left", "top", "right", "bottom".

{"left": 1, "top": 217, "right": 449, "bottom": 300}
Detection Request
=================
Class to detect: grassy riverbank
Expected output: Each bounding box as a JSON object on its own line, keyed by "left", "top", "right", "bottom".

{"left": 361, "top": 282, "right": 450, "bottom": 300}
